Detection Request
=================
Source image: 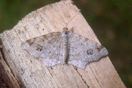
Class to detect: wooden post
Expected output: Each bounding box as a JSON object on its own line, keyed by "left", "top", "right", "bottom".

{"left": 0, "top": 0, "right": 126, "bottom": 88}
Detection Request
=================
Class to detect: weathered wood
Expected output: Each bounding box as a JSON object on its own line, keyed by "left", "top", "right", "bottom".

{"left": 0, "top": 49, "right": 20, "bottom": 88}
{"left": 0, "top": 0, "right": 126, "bottom": 88}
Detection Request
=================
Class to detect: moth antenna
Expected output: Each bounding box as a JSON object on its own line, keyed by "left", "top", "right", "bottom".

{"left": 51, "top": 21, "right": 65, "bottom": 28}
{"left": 51, "top": 12, "right": 80, "bottom": 29}
{"left": 65, "top": 12, "right": 80, "bottom": 28}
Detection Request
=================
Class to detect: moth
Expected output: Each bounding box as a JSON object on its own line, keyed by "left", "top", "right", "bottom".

{"left": 21, "top": 13, "right": 108, "bottom": 69}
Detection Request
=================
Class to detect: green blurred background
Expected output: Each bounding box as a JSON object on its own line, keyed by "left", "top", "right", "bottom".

{"left": 0, "top": 0, "right": 131, "bottom": 87}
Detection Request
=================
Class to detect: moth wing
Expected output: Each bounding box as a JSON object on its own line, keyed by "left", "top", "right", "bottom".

{"left": 21, "top": 32, "right": 63, "bottom": 66}
{"left": 68, "top": 32, "right": 108, "bottom": 69}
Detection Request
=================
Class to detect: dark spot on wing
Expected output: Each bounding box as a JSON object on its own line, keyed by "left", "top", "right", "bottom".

{"left": 8, "top": 50, "right": 10, "bottom": 53}
{"left": 65, "top": 31, "right": 68, "bottom": 34}
{"left": 97, "top": 45, "right": 104, "bottom": 51}
{"left": 27, "top": 39, "right": 35, "bottom": 46}
{"left": 36, "top": 45, "right": 43, "bottom": 51}
{"left": 87, "top": 49, "right": 93, "bottom": 55}
{"left": 85, "top": 38, "right": 89, "bottom": 41}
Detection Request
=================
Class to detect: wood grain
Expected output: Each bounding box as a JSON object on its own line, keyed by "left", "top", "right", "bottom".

{"left": 0, "top": 49, "right": 20, "bottom": 88}
{"left": 0, "top": 0, "right": 126, "bottom": 88}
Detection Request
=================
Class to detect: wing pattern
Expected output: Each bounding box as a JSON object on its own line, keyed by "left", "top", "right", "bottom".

{"left": 22, "top": 31, "right": 108, "bottom": 69}
{"left": 68, "top": 32, "right": 108, "bottom": 69}
{"left": 22, "top": 32, "right": 63, "bottom": 66}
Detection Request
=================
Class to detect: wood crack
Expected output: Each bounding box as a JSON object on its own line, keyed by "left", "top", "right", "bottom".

{"left": 75, "top": 68, "right": 89, "bottom": 88}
